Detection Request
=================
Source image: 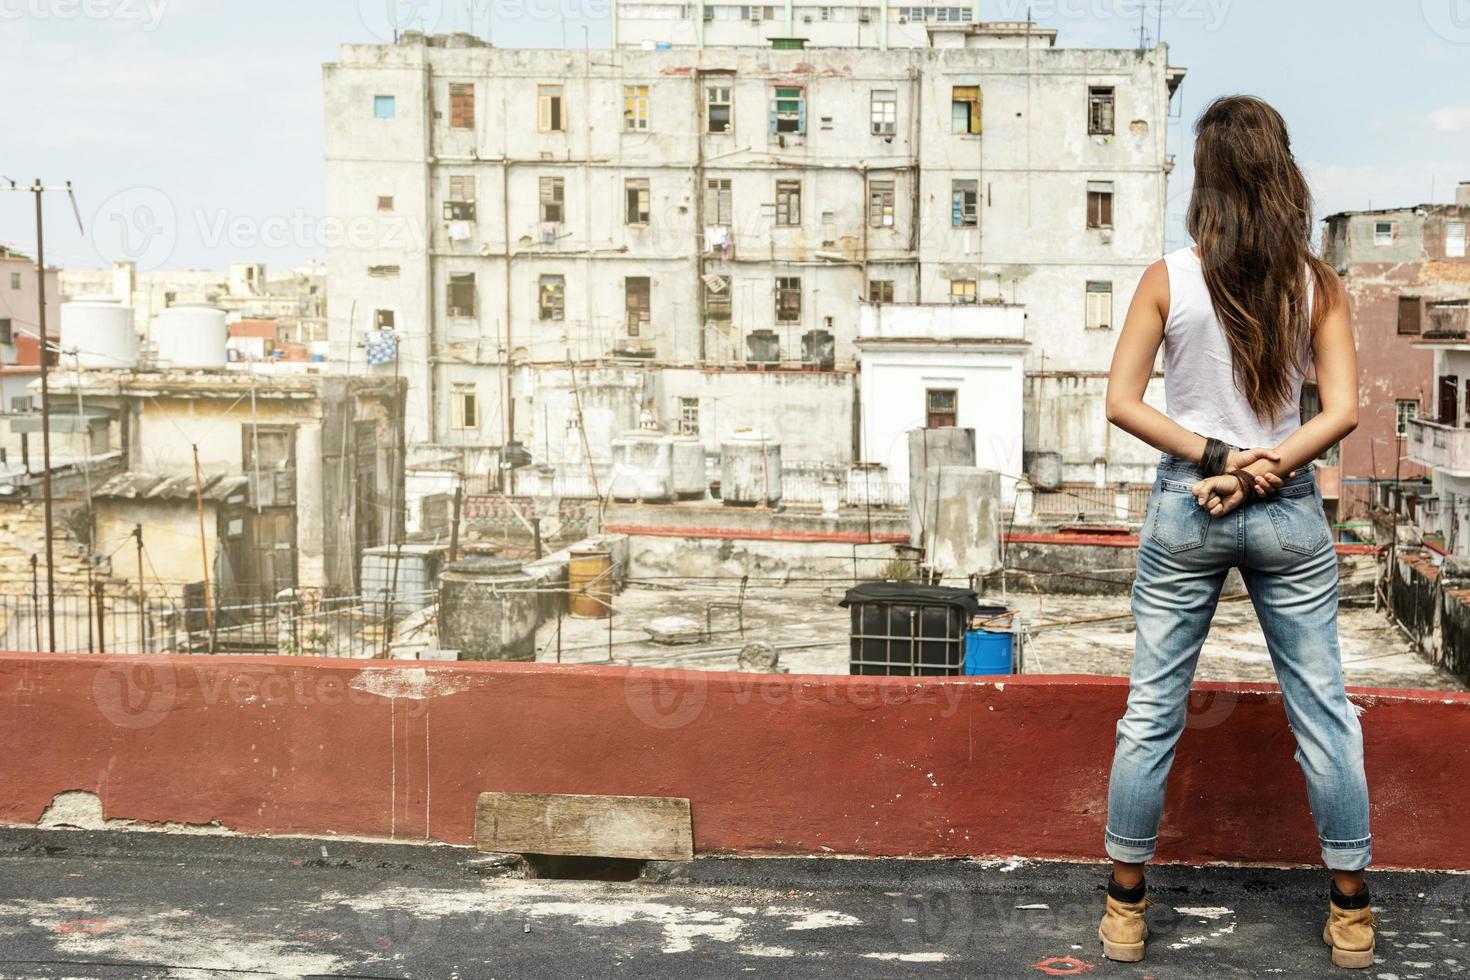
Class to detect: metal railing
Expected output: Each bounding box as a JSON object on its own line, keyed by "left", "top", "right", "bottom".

{"left": 1033, "top": 484, "right": 1150, "bottom": 521}
{"left": 0, "top": 587, "right": 437, "bottom": 658}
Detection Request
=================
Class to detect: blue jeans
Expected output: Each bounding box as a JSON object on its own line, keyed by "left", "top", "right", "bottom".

{"left": 1104, "top": 455, "right": 1372, "bottom": 871}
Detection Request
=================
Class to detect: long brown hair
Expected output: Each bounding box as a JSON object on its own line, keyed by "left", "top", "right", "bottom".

{"left": 1187, "top": 95, "right": 1333, "bottom": 420}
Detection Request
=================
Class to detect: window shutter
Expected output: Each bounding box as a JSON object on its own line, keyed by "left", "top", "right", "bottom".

{"left": 538, "top": 94, "right": 551, "bottom": 132}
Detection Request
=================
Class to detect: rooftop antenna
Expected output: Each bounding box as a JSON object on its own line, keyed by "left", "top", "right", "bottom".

{"left": 0, "top": 178, "right": 86, "bottom": 651}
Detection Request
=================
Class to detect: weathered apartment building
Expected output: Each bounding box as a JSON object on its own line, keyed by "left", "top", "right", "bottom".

{"left": 323, "top": 8, "right": 1183, "bottom": 492}
{"left": 1324, "top": 182, "right": 1470, "bottom": 525}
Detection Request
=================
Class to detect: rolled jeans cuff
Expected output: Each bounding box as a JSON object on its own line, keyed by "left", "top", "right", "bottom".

{"left": 1105, "top": 829, "right": 1156, "bottom": 864}
{"left": 1321, "top": 837, "right": 1372, "bottom": 872}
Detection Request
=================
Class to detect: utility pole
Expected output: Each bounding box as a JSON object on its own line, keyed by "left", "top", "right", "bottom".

{"left": 2, "top": 178, "right": 84, "bottom": 652}
{"left": 191, "top": 444, "right": 215, "bottom": 633}
{"left": 134, "top": 523, "right": 145, "bottom": 654}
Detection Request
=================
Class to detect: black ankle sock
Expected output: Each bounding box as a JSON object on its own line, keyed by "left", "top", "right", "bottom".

{"left": 1331, "top": 881, "right": 1371, "bottom": 910}
{"left": 1108, "top": 876, "right": 1146, "bottom": 903}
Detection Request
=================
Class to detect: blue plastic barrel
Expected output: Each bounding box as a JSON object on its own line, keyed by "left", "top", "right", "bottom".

{"left": 964, "top": 629, "right": 1014, "bottom": 676}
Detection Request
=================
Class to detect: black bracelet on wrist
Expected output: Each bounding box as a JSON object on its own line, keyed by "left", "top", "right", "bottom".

{"left": 1200, "top": 436, "right": 1229, "bottom": 477}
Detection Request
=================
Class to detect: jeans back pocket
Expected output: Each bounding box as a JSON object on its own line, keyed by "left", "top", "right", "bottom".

{"left": 1265, "top": 483, "right": 1330, "bottom": 556}
{"left": 1148, "top": 479, "right": 1210, "bottom": 553}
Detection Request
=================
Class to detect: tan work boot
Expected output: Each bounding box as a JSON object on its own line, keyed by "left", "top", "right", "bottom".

{"left": 1322, "top": 887, "right": 1376, "bottom": 969}
{"left": 1098, "top": 880, "right": 1150, "bottom": 962}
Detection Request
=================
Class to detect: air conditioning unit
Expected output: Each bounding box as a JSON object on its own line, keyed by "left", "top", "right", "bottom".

{"left": 1100, "top": 229, "right": 1114, "bottom": 244}
{"left": 859, "top": 11, "right": 870, "bottom": 22}
{"left": 802, "top": 13, "right": 812, "bottom": 21}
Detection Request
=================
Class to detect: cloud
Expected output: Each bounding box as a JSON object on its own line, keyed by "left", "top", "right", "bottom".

{"left": 1303, "top": 159, "right": 1469, "bottom": 215}
{"left": 1429, "top": 106, "right": 1470, "bottom": 133}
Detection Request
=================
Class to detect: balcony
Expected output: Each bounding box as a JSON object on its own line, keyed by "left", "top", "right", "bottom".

{"left": 1407, "top": 417, "right": 1470, "bottom": 476}
{"left": 1427, "top": 302, "right": 1470, "bottom": 339}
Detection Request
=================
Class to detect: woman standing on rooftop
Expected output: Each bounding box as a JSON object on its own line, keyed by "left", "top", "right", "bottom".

{"left": 1099, "top": 94, "right": 1374, "bottom": 970}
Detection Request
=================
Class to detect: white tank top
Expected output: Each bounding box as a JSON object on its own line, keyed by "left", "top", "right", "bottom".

{"left": 1162, "top": 247, "right": 1306, "bottom": 450}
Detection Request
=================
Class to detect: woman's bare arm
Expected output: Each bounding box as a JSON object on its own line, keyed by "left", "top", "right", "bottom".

{"left": 1105, "top": 262, "right": 1210, "bottom": 459}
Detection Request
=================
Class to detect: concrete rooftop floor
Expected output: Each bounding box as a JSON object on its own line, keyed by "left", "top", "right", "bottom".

{"left": 0, "top": 829, "right": 1464, "bottom": 979}
{"left": 534, "top": 565, "right": 1463, "bottom": 692}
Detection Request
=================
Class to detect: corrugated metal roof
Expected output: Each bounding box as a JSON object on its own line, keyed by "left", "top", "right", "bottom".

{"left": 94, "top": 471, "right": 250, "bottom": 504}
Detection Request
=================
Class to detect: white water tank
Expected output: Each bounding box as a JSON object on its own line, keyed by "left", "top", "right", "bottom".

{"left": 720, "top": 430, "right": 782, "bottom": 506}
{"left": 60, "top": 295, "right": 137, "bottom": 369}
{"left": 154, "top": 304, "right": 228, "bottom": 370}
{"left": 670, "top": 435, "right": 707, "bottom": 499}
{"left": 608, "top": 430, "right": 674, "bottom": 502}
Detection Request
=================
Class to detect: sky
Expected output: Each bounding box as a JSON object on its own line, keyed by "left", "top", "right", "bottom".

{"left": 1, "top": 0, "right": 1468, "bottom": 271}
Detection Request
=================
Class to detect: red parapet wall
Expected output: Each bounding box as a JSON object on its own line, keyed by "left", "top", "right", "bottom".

{"left": 1, "top": 653, "right": 1467, "bottom": 869}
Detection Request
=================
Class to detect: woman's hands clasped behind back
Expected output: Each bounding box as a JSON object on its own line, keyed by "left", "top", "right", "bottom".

{"left": 1192, "top": 447, "right": 1294, "bottom": 517}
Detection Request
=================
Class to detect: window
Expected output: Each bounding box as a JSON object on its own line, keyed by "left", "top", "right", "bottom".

{"left": 447, "top": 273, "right": 476, "bottom": 318}
{"left": 444, "top": 175, "right": 476, "bottom": 220}
{"left": 951, "top": 179, "right": 977, "bottom": 227}
{"left": 377, "top": 195, "right": 394, "bottom": 212}
{"left": 625, "top": 178, "right": 651, "bottom": 224}
{"left": 1374, "top": 221, "right": 1395, "bottom": 246}
{"left": 1396, "top": 399, "right": 1420, "bottom": 438}
{"left": 704, "top": 275, "right": 731, "bottom": 322}
{"left": 926, "top": 389, "right": 958, "bottom": 428}
{"left": 1085, "top": 281, "right": 1113, "bottom": 330}
{"left": 951, "top": 85, "right": 981, "bottom": 135}
{"left": 1399, "top": 296, "right": 1421, "bottom": 335}
{"left": 8, "top": 272, "right": 20, "bottom": 290}
{"left": 1441, "top": 374, "right": 1461, "bottom": 425}
{"left": 771, "top": 86, "right": 805, "bottom": 135}
{"left": 679, "top": 397, "right": 700, "bottom": 436}
{"left": 539, "top": 176, "right": 565, "bottom": 223}
{"left": 624, "top": 277, "right": 651, "bottom": 336}
{"left": 775, "top": 276, "right": 802, "bottom": 322}
{"left": 624, "top": 84, "right": 650, "bottom": 131}
{"left": 373, "top": 95, "right": 396, "bottom": 120}
{"left": 949, "top": 279, "right": 977, "bottom": 304}
{"left": 1448, "top": 221, "right": 1468, "bottom": 259}
{"left": 867, "top": 280, "right": 893, "bottom": 303}
{"left": 868, "top": 179, "right": 895, "bottom": 227}
{"left": 539, "top": 275, "right": 565, "bottom": 321}
{"left": 1088, "top": 86, "right": 1115, "bottom": 135}
{"left": 775, "top": 180, "right": 801, "bottom": 226}
{"left": 538, "top": 84, "right": 565, "bottom": 132}
{"left": 0, "top": 318, "right": 11, "bottom": 344}
{"left": 374, "top": 309, "right": 396, "bottom": 330}
{"left": 870, "top": 89, "right": 896, "bottom": 136}
{"left": 367, "top": 265, "right": 400, "bottom": 278}
{"left": 707, "top": 84, "right": 733, "bottom": 133}
{"left": 451, "top": 384, "right": 478, "bottom": 430}
{"left": 449, "top": 83, "right": 474, "bottom": 129}
{"left": 1087, "top": 181, "right": 1114, "bottom": 229}
{"left": 705, "top": 178, "right": 733, "bottom": 226}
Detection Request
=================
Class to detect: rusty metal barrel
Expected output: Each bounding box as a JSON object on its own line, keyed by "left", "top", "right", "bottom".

{"left": 567, "top": 549, "right": 612, "bottom": 619}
